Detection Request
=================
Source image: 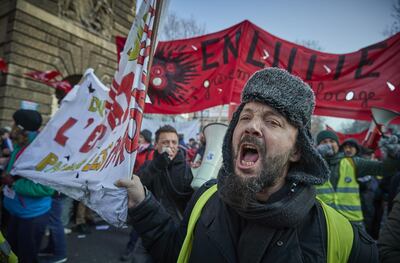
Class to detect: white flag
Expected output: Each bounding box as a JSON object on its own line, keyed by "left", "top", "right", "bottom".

{"left": 11, "top": 0, "right": 163, "bottom": 227}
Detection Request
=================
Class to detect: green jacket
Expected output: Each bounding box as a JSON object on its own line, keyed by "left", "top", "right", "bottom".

{"left": 13, "top": 178, "right": 54, "bottom": 197}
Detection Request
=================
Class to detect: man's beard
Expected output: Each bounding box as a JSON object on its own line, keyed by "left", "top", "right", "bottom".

{"left": 219, "top": 135, "right": 292, "bottom": 209}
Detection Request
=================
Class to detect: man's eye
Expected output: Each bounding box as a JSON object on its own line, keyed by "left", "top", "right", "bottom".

{"left": 239, "top": 115, "right": 251, "bottom": 120}
{"left": 266, "top": 119, "right": 281, "bottom": 127}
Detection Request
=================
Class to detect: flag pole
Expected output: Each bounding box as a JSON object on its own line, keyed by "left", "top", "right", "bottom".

{"left": 128, "top": 0, "right": 165, "bottom": 175}
{"left": 145, "top": 0, "right": 164, "bottom": 88}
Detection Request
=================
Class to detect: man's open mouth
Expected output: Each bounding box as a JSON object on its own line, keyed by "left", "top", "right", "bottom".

{"left": 238, "top": 143, "right": 260, "bottom": 169}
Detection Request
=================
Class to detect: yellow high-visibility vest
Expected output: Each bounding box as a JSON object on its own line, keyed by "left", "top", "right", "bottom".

{"left": 178, "top": 184, "right": 354, "bottom": 263}
{"left": 0, "top": 231, "right": 18, "bottom": 263}
{"left": 316, "top": 158, "right": 363, "bottom": 222}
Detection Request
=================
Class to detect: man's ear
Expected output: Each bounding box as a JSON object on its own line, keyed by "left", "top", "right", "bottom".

{"left": 289, "top": 147, "right": 301, "bottom": 162}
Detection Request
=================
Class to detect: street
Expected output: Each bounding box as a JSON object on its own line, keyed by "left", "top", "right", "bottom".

{"left": 50, "top": 224, "right": 131, "bottom": 263}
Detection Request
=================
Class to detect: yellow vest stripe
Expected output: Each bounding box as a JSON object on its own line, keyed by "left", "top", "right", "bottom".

{"left": 0, "top": 231, "right": 18, "bottom": 263}
{"left": 317, "top": 197, "right": 354, "bottom": 263}
{"left": 177, "top": 185, "right": 218, "bottom": 263}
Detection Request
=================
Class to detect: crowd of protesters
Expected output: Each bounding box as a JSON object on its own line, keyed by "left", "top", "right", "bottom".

{"left": 0, "top": 68, "right": 400, "bottom": 263}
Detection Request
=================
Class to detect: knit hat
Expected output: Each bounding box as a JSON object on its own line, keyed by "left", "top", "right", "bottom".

{"left": 140, "top": 129, "right": 152, "bottom": 143}
{"left": 221, "top": 68, "right": 329, "bottom": 185}
{"left": 316, "top": 130, "right": 339, "bottom": 145}
{"left": 12, "top": 109, "right": 42, "bottom": 131}
{"left": 340, "top": 138, "right": 360, "bottom": 154}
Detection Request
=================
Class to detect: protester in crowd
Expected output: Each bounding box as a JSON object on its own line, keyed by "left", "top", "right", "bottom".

{"left": 120, "top": 129, "right": 155, "bottom": 261}
{"left": 133, "top": 129, "right": 154, "bottom": 174}
{"left": 188, "top": 138, "right": 197, "bottom": 149}
{"left": 190, "top": 132, "right": 205, "bottom": 168}
{"left": 186, "top": 138, "right": 198, "bottom": 163}
{"left": 316, "top": 129, "right": 399, "bottom": 226}
{"left": 139, "top": 125, "right": 194, "bottom": 221}
{"left": 124, "top": 125, "right": 193, "bottom": 262}
{"left": 370, "top": 133, "right": 400, "bottom": 239}
{"left": 116, "top": 68, "right": 378, "bottom": 262}
{"left": 0, "top": 127, "right": 13, "bottom": 157}
{"left": 340, "top": 138, "right": 361, "bottom": 157}
{"left": 1, "top": 109, "right": 55, "bottom": 263}
{"left": 38, "top": 192, "right": 68, "bottom": 263}
{"left": 178, "top": 133, "right": 192, "bottom": 162}
{"left": 339, "top": 138, "right": 378, "bottom": 235}
{"left": 378, "top": 192, "right": 400, "bottom": 263}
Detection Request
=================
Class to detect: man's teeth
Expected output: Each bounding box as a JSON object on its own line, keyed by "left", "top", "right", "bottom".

{"left": 241, "top": 160, "right": 255, "bottom": 166}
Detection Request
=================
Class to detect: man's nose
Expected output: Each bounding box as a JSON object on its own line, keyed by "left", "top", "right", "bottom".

{"left": 244, "top": 121, "right": 262, "bottom": 137}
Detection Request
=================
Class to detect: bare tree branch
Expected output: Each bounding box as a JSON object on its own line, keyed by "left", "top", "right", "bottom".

{"left": 295, "top": 39, "right": 324, "bottom": 51}
{"left": 159, "top": 12, "right": 207, "bottom": 41}
{"left": 383, "top": 0, "right": 400, "bottom": 37}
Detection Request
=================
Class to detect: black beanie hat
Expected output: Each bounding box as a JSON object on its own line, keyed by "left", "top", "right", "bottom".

{"left": 340, "top": 138, "right": 360, "bottom": 154}
{"left": 140, "top": 129, "right": 152, "bottom": 143}
{"left": 221, "top": 68, "right": 329, "bottom": 186}
{"left": 316, "top": 130, "right": 339, "bottom": 145}
{"left": 13, "top": 109, "right": 42, "bottom": 131}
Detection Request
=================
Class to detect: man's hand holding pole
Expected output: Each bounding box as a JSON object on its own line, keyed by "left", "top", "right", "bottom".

{"left": 115, "top": 175, "right": 145, "bottom": 209}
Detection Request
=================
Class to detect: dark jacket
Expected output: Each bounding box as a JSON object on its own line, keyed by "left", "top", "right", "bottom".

{"left": 379, "top": 192, "right": 400, "bottom": 263}
{"left": 138, "top": 148, "right": 193, "bottom": 223}
{"left": 129, "top": 180, "right": 378, "bottom": 263}
{"left": 324, "top": 153, "right": 398, "bottom": 190}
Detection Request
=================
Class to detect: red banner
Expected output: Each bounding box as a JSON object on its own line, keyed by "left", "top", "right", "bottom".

{"left": 25, "top": 70, "right": 72, "bottom": 93}
{"left": 117, "top": 20, "right": 400, "bottom": 120}
{"left": 326, "top": 125, "right": 368, "bottom": 144}
{"left": 25, "top": 70, "right": 61, "bottom": 82}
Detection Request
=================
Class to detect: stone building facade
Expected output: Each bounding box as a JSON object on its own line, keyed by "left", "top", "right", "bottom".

{"left": 0, "top": 0, "right": 135, "bottom": 126}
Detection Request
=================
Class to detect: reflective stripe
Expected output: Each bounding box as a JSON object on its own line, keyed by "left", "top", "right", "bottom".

{"left": 331, "top": 204, "right": 362, "bottom": 211}
{"left": 0, "top": 231, "right": 18, "bottom": 263}
{"left": 317, "top": 198, "right": 354, "bottom": 263}
{"left": 316, "top": 188, "right": 334, "bottom": 194}
{"left": 317, "top": 187, "right": 358, "bottom": 194}
{"left": 0, "top": 241, "right": 11, "bottom": 255}
{"left": 336, "top": 187, "right": 359, "bottom": 194}
{"left": 178, "top": 184, "right": 218, "bottom": 263}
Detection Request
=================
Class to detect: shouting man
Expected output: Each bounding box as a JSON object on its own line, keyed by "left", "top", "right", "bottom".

{"left": 116, "top": 68, "right": 377, "bottom": 263}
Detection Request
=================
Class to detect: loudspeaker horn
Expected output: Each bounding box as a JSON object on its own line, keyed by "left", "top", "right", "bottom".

{"left": 363, "top": 107, "right": 400, "bottom": 149}
{"left": 191, "top": 123, "right": 228, "bottom": 190}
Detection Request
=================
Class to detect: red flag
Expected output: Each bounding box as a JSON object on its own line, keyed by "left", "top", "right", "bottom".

{"left": 115, "top": 36, "right": 126, "bottom": 63}
{"left": 325, "top": 125, "right": 368, "bottom": 145}
{"left": 117, "top": 21, "right": 400, "bottom": 121}
{"left": 25, "top": 70, "right": 61, "bottom": 82}
{"left": 48, "top": 80, "right": 72, "bottom": 93}
{"left": 0, "top": 58, "right": 7, "bottom": 73}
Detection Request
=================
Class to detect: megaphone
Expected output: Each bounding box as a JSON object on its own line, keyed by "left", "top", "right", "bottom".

{"left": 191, "top": 123, "right": 228, "bottom": 190}
{"left": 363, "top": 107, "right": 400, "bottom": 149}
